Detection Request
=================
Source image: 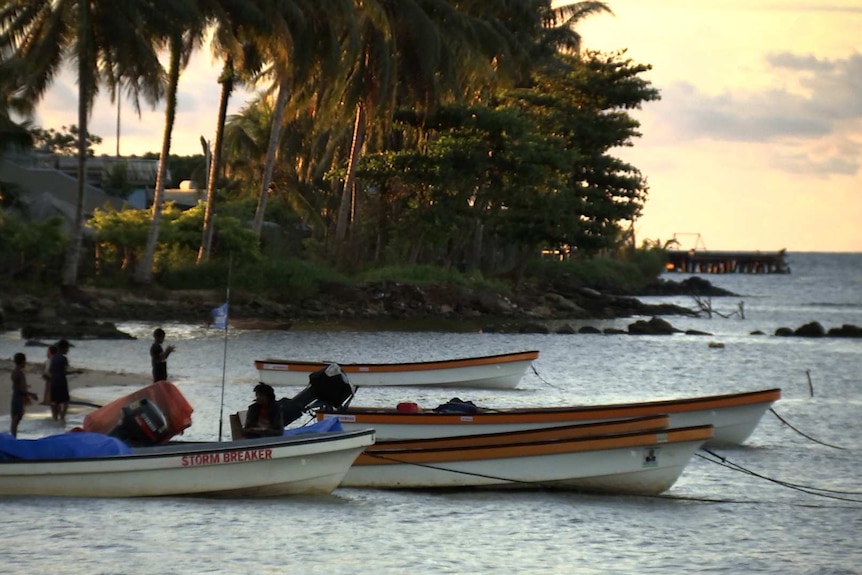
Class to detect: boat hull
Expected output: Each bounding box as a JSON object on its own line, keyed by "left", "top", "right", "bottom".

{"left": 343, "top": 426, "right": 712, "bottom": 494}
{"left": 0, "top": 430, "right": 375, "bottom": 498}
{"left": 319, "top": 388, "right": 781, "bottom": 447}
{"left": 255, "top": 350, "right": 539, "bottom": 389}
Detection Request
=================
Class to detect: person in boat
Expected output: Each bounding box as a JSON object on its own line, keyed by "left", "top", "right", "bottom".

{"left": 150, "top": 328, "right": 176, "bottom": 383}
{"left": 242, "top": 383, "right": 284, "bottom": 438}
{"left": 10, "top": 352, "right": 38, "bottom": 437}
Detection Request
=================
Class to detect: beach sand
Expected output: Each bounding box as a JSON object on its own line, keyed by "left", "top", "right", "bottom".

{"left": 0, "top": 358, "right": 149, "bottom": 418}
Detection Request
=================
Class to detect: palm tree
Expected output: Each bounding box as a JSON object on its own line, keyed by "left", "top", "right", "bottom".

{"left": 135, "top": 3, "right": 209, "bottom": 284}
{"left": 0, "top": 0, "right": 167, "bottom": 287}
{"left": 0, "top": 75, "right": 32, "bottom": 153}
{"left": 197, "top": 0, "right": 269, "bottom": 263}
{"left": 249, "top": 0, "right": 359, "bottom": 239}
{"left": 331, "top": 0, "right": 518, "bottom": 264}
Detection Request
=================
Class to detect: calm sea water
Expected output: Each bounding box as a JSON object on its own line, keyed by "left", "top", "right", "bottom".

{"left": 2, "top": 252, "right": 861, "bottom": 574}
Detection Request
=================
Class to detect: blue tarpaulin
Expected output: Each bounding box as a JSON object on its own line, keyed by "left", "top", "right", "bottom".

{"left": 0, "top": 432, "right": 134, "bottom": 461}
{"left": 283, "top": 418, "right": 344, "bottom": 436}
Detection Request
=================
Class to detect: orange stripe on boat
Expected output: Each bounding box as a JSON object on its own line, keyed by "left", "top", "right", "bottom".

{"left": 354, "top": 425, "right": 714, "bottom": 466}
{"left": 255, "top": 351, "right": 540, "bottom": 373}
{"left": 318, "top": 389, "right": 781, "bottom": 425}
{"left": 366, "top": 415, "right": 671, "bottom": 451}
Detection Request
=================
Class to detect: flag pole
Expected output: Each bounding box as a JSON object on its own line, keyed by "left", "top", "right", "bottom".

{"left": 217, "top": 254, "right": 232, "bottom": 442}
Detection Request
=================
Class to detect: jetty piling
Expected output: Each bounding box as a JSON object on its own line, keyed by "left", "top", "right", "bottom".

{"left": 665, "top": 249, "right": 790, "bottom": 274}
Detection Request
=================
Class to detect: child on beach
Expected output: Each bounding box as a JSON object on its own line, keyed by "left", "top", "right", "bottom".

{"left": 41, "top": 344, "right": 57, "bottom": 408}
{"left": 49, "top": 339, "right": 79, "bottom": 424}
{"left": 10, "top": 352, "right": 38, "bottom": 437}
{"left": 150, "top": 328, "right": 176, "bottom": 382}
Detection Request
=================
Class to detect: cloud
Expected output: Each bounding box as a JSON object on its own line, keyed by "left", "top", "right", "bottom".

{"left": 771, "top": 151, "right": 860, "bottom": 175}
{"left": 650, "top": 52, "right": 862, "bottom": 176}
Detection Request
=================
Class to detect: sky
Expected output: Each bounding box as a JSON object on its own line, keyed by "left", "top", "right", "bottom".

{"left": 29, "top": 0, "right": 862, "bottom": 252}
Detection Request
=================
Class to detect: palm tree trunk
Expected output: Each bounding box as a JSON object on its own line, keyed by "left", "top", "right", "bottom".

{"left": 198, "top": 59, "right": 233, "bottom": 264}
{"left": 252, "top": 77, "right": 291, "bottom": 238}
{"left": 61, "top": 0, "right": 92, "bottom": 288}
{"left": 335, "top": 103, "right": 366, "bottom": 262}
{"left": 135, "top": 37, "right": 181, "bottom": 284}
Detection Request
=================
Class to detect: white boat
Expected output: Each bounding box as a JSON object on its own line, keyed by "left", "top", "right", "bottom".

{"left": 342, "top": 423, "right": 713, "bottom": 494}
{"left": 0, "top": 427, "right": 375, "bottom": 498}
{"left": 318, "top": 388, "right": 782, "bottom": 447}
{"left": 254, "top": 350, "right": 540, "bottom": 389}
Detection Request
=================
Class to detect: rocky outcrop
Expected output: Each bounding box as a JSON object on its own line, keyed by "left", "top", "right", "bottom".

{"left": 21, "top": 319, "right": 136, "bottom": 340}
{"left": 3, "top": 281, "right": 860, "bottom": 339}
{"left": 774, "top": 322, "right": 862, "bottom": 338}
{"left": 827, "top": 324, "right": 862, "bottom": 338}
{"left": 627, "top": 317, "right": 682, "bottom": 335}
{"left": 640, "top": 276, "right": 738, "bottom": 297}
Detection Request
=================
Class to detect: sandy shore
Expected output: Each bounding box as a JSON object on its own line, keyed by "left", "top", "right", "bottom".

{"left": 0, "top": 358, "right": 149, "bottom": 418}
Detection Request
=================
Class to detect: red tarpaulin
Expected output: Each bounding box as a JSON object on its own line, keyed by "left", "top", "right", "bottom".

{"left": 83, "top": 381, "right": 194, "bottom": 441}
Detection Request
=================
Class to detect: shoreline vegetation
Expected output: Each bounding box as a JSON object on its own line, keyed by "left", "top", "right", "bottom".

{"left": 3, "top": 268, "right": 859, "bottom": 341}
{"left": 1, "top": 268, "right": 726, "bottom": 339}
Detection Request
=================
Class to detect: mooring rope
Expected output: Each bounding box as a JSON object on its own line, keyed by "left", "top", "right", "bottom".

{"left": 697, "top": 448, "right": 862, "bottom": 503}
{"left": 769, "top": 407, "right": 846, "bottom": 450}
{"left": 530, "top": 364, "right": 566, "bottom": 391}
{"left": 361, "top": 451, "right": 862, "bottom": 508}
{"left": 365, "top": 451, "right": 556, "bottom": 488}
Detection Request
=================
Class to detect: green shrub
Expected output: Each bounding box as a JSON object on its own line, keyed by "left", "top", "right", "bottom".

{"left": 526, "top": 248, "right": 667, "bottom": 292}
{"left": 159, "top": 257, "right": 347, "bottom": 302}
{"left": 358, "top": 264, "right": 509, "bottom": 293}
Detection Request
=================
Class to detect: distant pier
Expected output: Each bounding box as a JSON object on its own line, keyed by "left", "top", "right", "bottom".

{"left": 666, "top": 249, "right": 790, "bottom": 274}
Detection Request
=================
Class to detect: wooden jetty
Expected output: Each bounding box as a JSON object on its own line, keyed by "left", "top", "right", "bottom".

{"left": 666, "top": 249, "right": 790, "bottom": 274}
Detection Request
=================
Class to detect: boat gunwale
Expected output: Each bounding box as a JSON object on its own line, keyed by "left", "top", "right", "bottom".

{"left": 320, "top": 388, "right": 782, "bottom": 424}
{"left": 254, "top": 350, "right": 541, "bottom": 373}
{"left": 365, "top": 414, "right": 672, "bottom": 451}
{"left": 356, "top": 425, "right": 714, "bottom": 465}
{"left": 0, "top": 429, "right": 376, "bottom": 466}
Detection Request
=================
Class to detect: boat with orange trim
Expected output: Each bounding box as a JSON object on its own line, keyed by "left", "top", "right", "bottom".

{"left": 342, "top": 423, "right": 713, "bottom": 493}
{"left": 254, "top": 350, "right": 540, "bottom": 389}
{"left": 318, "top": 388, "right": 781, "bottom": 447}
{"left": 360, "top": 414, "right": 673, "bottom": 451}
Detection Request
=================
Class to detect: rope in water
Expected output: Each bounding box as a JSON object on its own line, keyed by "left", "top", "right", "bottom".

{"left": 696, "top": 448, "right": 862, "bottom": 503}
{"left": 769, "top": 407, "right": 846, "bottom": 449}
{"left": 365, "top": 451, "right": 560, "bottom": 488}
{"left": 530, "top": 365, "right": 566, "bottom": 391}
{"left": 365, "top": 450, "right": 862, "bottom": 508}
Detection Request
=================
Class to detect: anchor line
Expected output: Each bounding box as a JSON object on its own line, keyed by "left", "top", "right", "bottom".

{"left": 530, "top": 365, "right": 566, "bottom": 391}
{"left": 697, "top": 449, "right": 862, "bottom": 503}
{"left": 646, "top": 493, "right": 859, "bottom": 508}
{"left": 365, "top": 451, "right": 557, "bottom": 488}
{"left": 769, "top": 408, "right": 846, "bottom": 450}
{"left": 364, "top": 452, "right": 861, "bottom": 507}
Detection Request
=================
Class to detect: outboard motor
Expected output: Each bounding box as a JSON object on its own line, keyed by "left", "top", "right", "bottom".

{"left": 278, "top": 363, "right": 354, "bottom": 425}
{"left": 108, "top": 398, "right": 170, "bottom": 447}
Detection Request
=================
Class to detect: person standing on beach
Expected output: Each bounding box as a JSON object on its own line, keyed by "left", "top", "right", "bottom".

{"left": 150, "top": 328, "right": 175, "bottom": 382}
{"left": 49, "top": 339, "right": 75, "bottom": 423}
{"left": 10, "top": 352, "right": 38, "bottom": 437}
{"left": 41, "top": 344, "right": 57, "bottom": 410}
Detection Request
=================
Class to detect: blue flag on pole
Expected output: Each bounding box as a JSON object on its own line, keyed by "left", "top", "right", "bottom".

{"left": 212, "top": 303, "right": 229, "bottom": 329}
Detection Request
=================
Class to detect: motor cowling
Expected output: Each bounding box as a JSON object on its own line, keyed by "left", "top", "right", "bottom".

{"left": 108, "top": 398, "right": 170, "bottom": 446}
{"left": 279, "top": 363, "right": 354, "bottom": 425}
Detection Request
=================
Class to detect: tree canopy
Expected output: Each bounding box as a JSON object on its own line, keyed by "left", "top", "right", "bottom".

{"left": 0, "top": 0, "right": 661, "bottom": 288}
